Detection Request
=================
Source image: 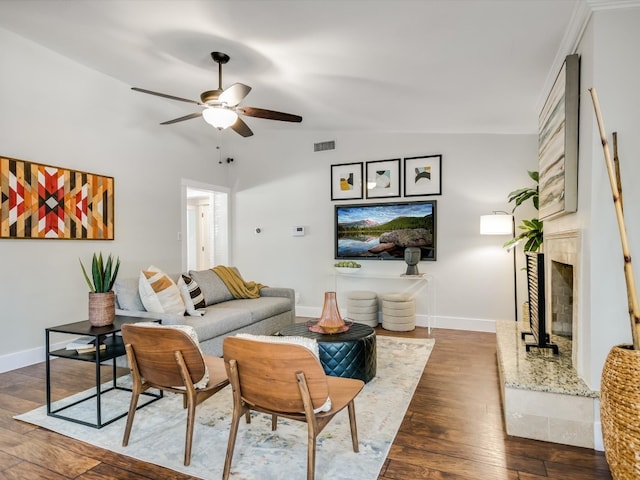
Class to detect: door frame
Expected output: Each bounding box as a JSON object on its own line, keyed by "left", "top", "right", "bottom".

{"left": 180, "top": 179, "right": 230, "bottom": 272}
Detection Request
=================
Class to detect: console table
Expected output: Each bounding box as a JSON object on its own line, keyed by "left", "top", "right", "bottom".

{"left": 334, "top": 271, "right": 435, "bottom": 332}
{"left": 45, "top": 315, "right": 162, "bottom": 428}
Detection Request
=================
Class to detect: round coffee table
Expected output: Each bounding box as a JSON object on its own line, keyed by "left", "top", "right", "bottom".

{"left": 278, "top": 322, "right": 377, "bottom": 383}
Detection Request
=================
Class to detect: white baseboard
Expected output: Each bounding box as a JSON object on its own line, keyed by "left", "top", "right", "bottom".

{"left": 295, "top": 306, "right": 497, "bottom": 333}
{"left": 593, "top": 398, "right": 604, "bottom": 451}
{"left": 0, "top": 339, "right": 68, "bottom": 374}
{"left": 429, "top": 315, "right": 496, "bottom": 332}
{"left": 294, "top": 306, "right": 322, "bottom": 318}
{"left": 0, "top": 346, "right": 45, "bottom": 374}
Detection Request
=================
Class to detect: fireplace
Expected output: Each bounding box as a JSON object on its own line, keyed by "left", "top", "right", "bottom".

{"left": 551, "top": 261, "right": 574, "bottom": 338}
{"left": 545, "top": 230, "right": 580, "bottom": 368}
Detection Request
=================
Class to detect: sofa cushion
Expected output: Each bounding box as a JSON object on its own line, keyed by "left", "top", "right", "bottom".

{"left": 212, "top": 297, "right": 292, "bottom": 322}
{"left": 188, "top": 269, "right": 234, "bottom": 306}
{"left": 114, "top": 277, "right": 145, "bottom": 311}
{"left": 139, "top": 266, "right": 185, "bottom": 315}
{"left": 178, "top": 307, "right": 255, "bottom": 342}
{"left": 177, "top": 274, "right": 206, "bottom": 316}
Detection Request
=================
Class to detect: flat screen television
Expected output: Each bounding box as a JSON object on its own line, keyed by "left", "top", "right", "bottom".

{"left": 335, "top": 200, "right": 436, "bottom": 261}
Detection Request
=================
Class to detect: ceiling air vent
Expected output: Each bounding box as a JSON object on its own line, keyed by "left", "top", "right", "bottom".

{"left": 313, "top": 140, "right": 335, "bottom": 152}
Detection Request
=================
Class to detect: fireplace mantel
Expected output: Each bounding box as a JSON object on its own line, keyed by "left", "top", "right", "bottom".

{"left": 546, "top": 230, "right": 580, "bottom": 264}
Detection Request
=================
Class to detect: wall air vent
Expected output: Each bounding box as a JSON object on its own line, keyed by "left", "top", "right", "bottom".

{"left": 313, "top": 140, "right": 335, "bottom": 152}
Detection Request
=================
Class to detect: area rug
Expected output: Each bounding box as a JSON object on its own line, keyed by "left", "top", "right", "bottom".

{"left": 16, "top": 335, "right": 434, "bottom": 480}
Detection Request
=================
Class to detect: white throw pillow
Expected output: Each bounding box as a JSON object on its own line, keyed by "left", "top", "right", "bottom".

{"left": 235, "top": 333, "right": 331, "bottom": 412}
{"left": 138, "top": 265, "right": 185, "bottom": 315}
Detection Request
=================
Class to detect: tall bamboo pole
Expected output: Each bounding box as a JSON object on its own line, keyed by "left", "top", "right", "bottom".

{"left": 589, "top": 87, "right": 640, "bottom": 350}
{"left": 613, "top": 132, "right": 623, "bottom": 212}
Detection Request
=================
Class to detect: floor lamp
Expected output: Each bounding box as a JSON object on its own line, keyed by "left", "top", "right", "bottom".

{"left": 480, "top": 211, "right": 517, "bottom": 321}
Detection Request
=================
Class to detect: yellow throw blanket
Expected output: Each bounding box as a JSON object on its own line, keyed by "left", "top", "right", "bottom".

{"left": 212, "top": 266, "right": 265, "bottom": 299}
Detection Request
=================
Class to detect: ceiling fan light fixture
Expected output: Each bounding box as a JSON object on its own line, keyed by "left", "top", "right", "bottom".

{"left": 202, "top": 107, "right": 238, "bottom": 129}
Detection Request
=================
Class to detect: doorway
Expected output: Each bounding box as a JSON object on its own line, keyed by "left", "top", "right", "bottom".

{"left": 181, "top": 180, "right": 229, "bottom": 271}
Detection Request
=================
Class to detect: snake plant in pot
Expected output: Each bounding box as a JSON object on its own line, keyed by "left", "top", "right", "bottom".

{"left": 80, "top": 252, "right": 120, "bottom": 327}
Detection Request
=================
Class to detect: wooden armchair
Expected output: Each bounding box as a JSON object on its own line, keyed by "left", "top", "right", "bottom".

{"left": 121, "top": 324, "right": 229, "bottom": 466}
{"left": 222, "top": 336, "right": 365, "bottom": 480}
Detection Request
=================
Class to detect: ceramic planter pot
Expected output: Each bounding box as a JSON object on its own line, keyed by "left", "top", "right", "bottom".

{"left": 88, "top": 291, "right": 115, "bottom": 327}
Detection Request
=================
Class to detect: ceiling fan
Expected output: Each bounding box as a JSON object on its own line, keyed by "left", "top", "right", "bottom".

{"left": 132, "top": 51, "right": 302, "bottom": 137}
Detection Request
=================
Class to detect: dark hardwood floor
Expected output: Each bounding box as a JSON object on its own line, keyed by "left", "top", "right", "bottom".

{"left": 0, "top": 327, "right": 611, "bottom": 479}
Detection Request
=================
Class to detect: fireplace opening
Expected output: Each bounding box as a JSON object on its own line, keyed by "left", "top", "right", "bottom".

{"left": 551, "top": 261, "right": 573, "bottom": 339}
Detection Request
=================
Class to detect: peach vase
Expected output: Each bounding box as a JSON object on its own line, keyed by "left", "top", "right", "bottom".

{"left": 316, "top": 291, "right": 346, "bottom": 334}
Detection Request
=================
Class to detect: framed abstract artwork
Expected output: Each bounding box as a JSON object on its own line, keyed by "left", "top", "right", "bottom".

{"left": 0, "top": 156, "right": 115, "bottom": 240}
{"left": 331, "top": 162, "right": 363, "bottom": 200}
{"left": 538, "top": 53, "right": 580, "bottom": 220}
{"left": 403, "top": 154, "right": 442, "bottom": 196}
{"left": 365, "top": 158, "right": 401, "bottom": 199}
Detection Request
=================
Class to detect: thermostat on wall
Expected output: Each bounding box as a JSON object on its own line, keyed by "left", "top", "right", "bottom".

{"left": 291, "top": 226, "right": 305, "bottom": 237}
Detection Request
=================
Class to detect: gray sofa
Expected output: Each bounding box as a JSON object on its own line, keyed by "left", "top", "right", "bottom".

{"left": 114, "top": 268, "right": 295, "bottom": 357}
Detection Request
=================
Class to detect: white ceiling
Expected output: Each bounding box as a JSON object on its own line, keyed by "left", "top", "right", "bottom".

{"left": 0, "top": 0, "right": 586, "bottom": 135}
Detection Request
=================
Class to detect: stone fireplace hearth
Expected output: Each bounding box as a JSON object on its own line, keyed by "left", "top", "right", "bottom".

{"left": 496, "top": 229, "right": 599, "bottom": 449}
{"left": 496, "top": 320, "right": 598, "bottom": 448}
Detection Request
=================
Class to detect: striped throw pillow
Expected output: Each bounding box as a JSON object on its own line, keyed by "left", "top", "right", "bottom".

{"left": 178, "top": 274, "right": 206, "bottom": 316}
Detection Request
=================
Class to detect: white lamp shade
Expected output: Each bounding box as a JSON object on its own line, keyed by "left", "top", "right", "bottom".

{"left": 202, "top": 108, "right": 238, "bottom": 129}
{"left": 480, "top": 214, "right": 513, "bottom": 235}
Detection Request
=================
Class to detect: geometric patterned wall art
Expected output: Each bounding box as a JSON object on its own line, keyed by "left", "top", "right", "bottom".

{"left": 0, "top": 156, "right": 114, "bottom": 240}
{"left": 403, "top": 154, "right": 442, "bottom": 197}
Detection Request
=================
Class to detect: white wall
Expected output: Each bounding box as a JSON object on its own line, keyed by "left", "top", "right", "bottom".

{"left": 225, "top": 131, "right": 538, "bottom": 330}
{"left": 0, "top": 28, "right": 230, "bottom": 371}
{"left": 542, "top": 6, "right": 640, "bottom": 389}
{"left": 570, "top": 6, "right": 640, "bottom": 389}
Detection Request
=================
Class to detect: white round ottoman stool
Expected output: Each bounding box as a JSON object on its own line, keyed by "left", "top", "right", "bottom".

{"left": 346, "top": 290, "right": 379, "bottom": 327}
{"left": 381, "top": 293, "right": 416, "bottom": 331}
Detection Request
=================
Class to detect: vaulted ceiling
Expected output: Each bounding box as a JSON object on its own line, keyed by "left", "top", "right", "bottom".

{"left": 0, "top": 0, "right": 585, "bottom": 135}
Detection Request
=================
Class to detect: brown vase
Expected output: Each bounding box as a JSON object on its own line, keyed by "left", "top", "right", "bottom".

{"left": 600, "top": 344, "right": 640, "bottom": 479}
{"left": 314, "top": 291, "right": 347, "bottom": 334}
{"left": 88, "top": 291, "right": 116, "bottom": 327}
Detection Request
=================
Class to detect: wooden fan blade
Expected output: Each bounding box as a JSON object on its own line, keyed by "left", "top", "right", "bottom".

{"left": 238, "top": 106, "right": 302, "bottom": 123}
{"left": 230, "top": 117, "right": 253, "bottom": 137}
{"left": 132, "top": 87, "right": 202, "bottom": 105}
{"left": 160, "top": 112, "right": 203, "bottom": 125}
{"left": 219, "top": 83, "right": 252, "bottom": 107}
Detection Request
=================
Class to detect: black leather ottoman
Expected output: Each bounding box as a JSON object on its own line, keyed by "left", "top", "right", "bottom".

{"left": 278, "top": 322, "right": 377, "bottom": 383}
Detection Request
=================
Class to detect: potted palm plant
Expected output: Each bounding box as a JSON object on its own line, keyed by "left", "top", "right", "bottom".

{"left": 80, "top": 252, "right": 120, "bottom": 327}
{"left": 504, "top": 170, "right": 543, "bottom": 252}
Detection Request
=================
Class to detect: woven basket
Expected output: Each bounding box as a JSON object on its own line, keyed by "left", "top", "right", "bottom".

{"left": 88, "top": 291, "right": 115, "bottom": 327}
{"left": 600, "top": 344, "right": 640, "bottom": 479}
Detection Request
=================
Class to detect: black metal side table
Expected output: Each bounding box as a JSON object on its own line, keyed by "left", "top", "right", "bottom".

{"left": 45, "top": 315, "right": 162, "bottom": 428}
